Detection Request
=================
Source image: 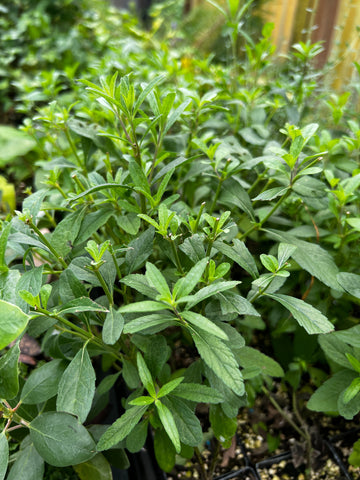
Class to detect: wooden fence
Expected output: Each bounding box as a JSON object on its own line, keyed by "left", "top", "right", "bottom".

{"left": 260, "top": 0, "right": 360, "bottom": 89}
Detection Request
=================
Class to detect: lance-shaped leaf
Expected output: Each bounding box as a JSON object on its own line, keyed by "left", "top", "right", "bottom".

{"left": 0, "top": 433, "right": 8, "bottom": 480}
{"left": 54, "top": 297, "right": 109, "bottom": 315}
{"left": 97, "top": 405, "right": 149, "bottom": 451}
{"left": 145, "top": 262, "right": 171, "bottom": 300}
{"left": 163, "top": 396, "right": 203, "bottom": 447}
{"left": 119, "top": 301, "right": 170, "bottom": 313}
{"left": 30, "top": 412, "right": 96, "bottom": 467}
{"left": 137, "top": 352, "right": 156, "bottom": 397}
{"left": 214, "top": 239, "right": 259, "bottom": 279}
{"left": 189, "top": 325, "right": 244, "bottom": 396}
{"left": 102, "top": 307, "right": 124, "bottom": 345}
{"left": 155, "top": 400, "right": 181, "bottom": 453}
{"left": 57, "top": 347, "right": 96, "bottom": 423}
{"left": 0, "top": 342, "right": 20, "bottom": 399}
{"left": 171, "top": 383, "right": 224, "bottom": 403}
{"left": 0, "top": 300, "right": 29, "bottom": 349}
{"left": 123, "top": 313, "right": 177, "bottom": 334}
{"left": 181, "top": 281, "right": 240, "bottom": 310}
{"left": 173, "top": 258, "right": 208, "bottom": 300}
{"left": 181, "top": 311, "right": 228, "bottom": 340}
{"left": 267, "top": 294, "right": 334, "bottom": 334}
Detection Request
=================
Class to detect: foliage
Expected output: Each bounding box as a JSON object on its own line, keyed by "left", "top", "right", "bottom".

{"left": 1, "top": 2, "right": 360, "bottom": 479}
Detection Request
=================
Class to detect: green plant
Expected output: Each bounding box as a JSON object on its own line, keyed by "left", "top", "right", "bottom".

{"left": 1, "top": 6, "right": 360, "bottom": 480}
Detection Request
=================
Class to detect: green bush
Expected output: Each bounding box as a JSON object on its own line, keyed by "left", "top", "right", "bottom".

{"left": 1, "top": 1, "right": 360, "bottom": 478}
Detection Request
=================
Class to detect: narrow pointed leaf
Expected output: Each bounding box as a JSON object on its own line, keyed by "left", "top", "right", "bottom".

{"left": 190, "top": 326, "right": 244, "bottom": 396}
{"left": 57, "top": 347, "right": 96, "bottom": 423}
{"left": 21, "top": 359, "right": 67, "bottom": 404}
{"left": 157, "top": 377, "right": 184, "bottom": 398}
{"left": 182, "top": 311, "right": 228, "bottom": 340}
{"left": 0, "top": 433, "right": 8, "bottom": 480}
{"left": 171, "top": 383, "right": 224, "bottom": 403}
{"left": 102, "top": 307, "right": 124, "bottom": 345}
{"left": 268, "top": 294, "right": 334, "bottom": 334}
{"left": 145, "top": 262, "right": 171, "bottom": 299}
{"left": 173, "top": 258, "right": 208, "bottom": 300}
{"left": 155, "top": 400, "right": 181, "bottom": 453}
{"left": 181, "top": 281, "right": 240, "bottom": 309}
{"left": 0, "top": 342, "right": 20, "bottom": 399}
{"left": 97, "top": 405, "right": 148, "bottom": 451}
{"left": 137, "top": 352, "right": 156, "bottom": 397}
{"left": 119, "top": 301, "right": 170, "bottom": 313}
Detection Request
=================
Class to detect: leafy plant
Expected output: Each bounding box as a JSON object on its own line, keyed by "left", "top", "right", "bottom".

{"left": 1, "top": 4, "right": 360, "bottom": 480}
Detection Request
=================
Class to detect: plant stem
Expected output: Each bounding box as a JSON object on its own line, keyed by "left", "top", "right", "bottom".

{"left": 93, "top": 269, "right": 114, "bottom": 306}
{"left": 194, "top": 447, "right": 208, "bottom": 480}
{"left": 169, "top": 236, "right": 184, "bottom": 275}
{"left": 239, "top": 188, "right": 291, "bottom": 240}
{"left": 208, "top": 439, "right": 221, "bottom": 479}
{"left": 64, "top": 127, "right": 83, "bottom": 169}
{"left": 262, "top": 386, "right": 307, "bottom": 441}
{"left": 27, "top": 218, "right": 68, "bottom": 269}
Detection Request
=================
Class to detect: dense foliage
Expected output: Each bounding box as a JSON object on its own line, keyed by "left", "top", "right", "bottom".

{"left": 1, "top": 0, "right": 360, "bottom": 479}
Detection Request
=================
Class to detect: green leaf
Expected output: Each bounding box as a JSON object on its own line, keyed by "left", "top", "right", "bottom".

{"left": 190, "top": 326, "right": 244, "bottom": 396}
{"left": 125, "top": 420, "right": 148, "bottom": 453}
{"left": 145, "top": 335, "right": 169, "bottom": 378}
{"left": 55, "top": 297, "right": 109, "bottom": 315}
{"left": 182, "top": 311, "right": 228, "bottom": 340}
{"left": 260, "top": 254, "right": 278, "bottom": 272}
{"left": 346, "top": 353, "right": 360, "bottom": 373}
{"left": 119, "top": 301, "right": 169, "bottom": 313}
{"left": 121, "top": 274, "right": 157, "bottom": 299}
{"left": 125, "top": 227, "right": 154, "bottom": 274}
{"left": 96, "top": 372, "right": 121, "bottom": 398}
{"left": 97, "top": 405, "right": 148, "bottom": 451}
{"left": 236, "top": 347, "right": 284, "bottom": 378}
{"left": 218, "top": 291, "right": 260, "bottom": 317}
{"left": 0, "top": 433, "right": 8, "bottom": 480}
{"left": 145, "top": 262, "right": 171, "bottom": 299}
{"left": 218, "top": 178, "right": 255, "bottom": 220}
{"left": 173, "top": 258, "right": 208, "bottom": 300}
{"left": 21, "top": 359, "right": 67, "bottom": 404}
{"left": 123, "top": 313, "right": 177, "bottom": 334}
{"left": 307, "top": 370, "right": 357, "bottom": 413}
{"left": 73, "top": 453, "right": 113, "bottom": 480}
{"left": 253, "top": 187, "right": 289, "bottom": 201}
{"left": 157, "top": 377, "right": 184, "bottom": 398}
{"left": 343, "top": 378, "right": 360, "bottom": 404}
{"left": 0, "top": 126, "right": 36, "bottom": 163}
{"left": 129, "top": 396, "right": 154, "bottom": 406}
{"left": 0, "top": 223, "right": 11, "bottom": 273}
{"left": 0, "top": 300, "right": 29, "bottom": 349}
{"left": 30, "top": 412, "right": 96, "bottom": 467}
{"left": 133, "top": 74, "right": 166, "bottom": 115}
{"left": 51, "top": 207, "right": 86, "bottom": 257}
{"left": 181, "top": 281, "right": 240, "bottom": 309}
{"left": 59, "top": 269, "right": 88, "bottom": 303}
{"left": 268, "top": 294, "right": 334, "bottom": 334}
{"left": 337, "top": 272, "right": 360, "bottom": 299}
{"left": 277, "top": 243, "right": 297, "bottom": 268}
{"left": 349, "top": 439, "right": 360, "bottom": 467}
{"left": 163, "top": 396, "right": 203, "bottom": 447}
{"left": 74, "top": 208, "right": 114, "bottom": 245}
{"left": 155, "top": 400, "right": 181, "bottom": 453}
{"left": 129, "top": 160, "right": 151, "bottom": 195}
{"left": 116, "top": 213, "right": 140, "bottom": 235}
{"left": 137, "top": 352, "right": 156, "bottom": 397}
{"left": 209, "top": 404, "right": 237, "bottom": 448}
{"left": 57, "top": 347, "right": 96, "bottom": 423}
{"left": 318, "top": 334, "right": 353, "bottom": 368}
{"left": 171, "top": 383, "right": 224, "bottom": 403}
{"left": 214, "top": 239, "right": 259, "bottom": 278}
{"left": 102, "top": 307, "right": 124, "bottom": 345}
{"left": 6, "top": 441, "right": 44, "bottom": 480}
{"left": 346, "top": 218, "right": 360, "bottom": 231}
{"left": 0, "top": 342, "right": 20, "bottom": 399}
{"left": 266, "top": 230, "right": 342, "bottom": 291}
{"left": 154, "top": 429, "right": 176, "bottom": 473}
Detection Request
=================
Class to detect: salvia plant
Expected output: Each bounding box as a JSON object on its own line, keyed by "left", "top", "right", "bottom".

{"left": 1, "top": 1, "right": 360, "bottom": 479}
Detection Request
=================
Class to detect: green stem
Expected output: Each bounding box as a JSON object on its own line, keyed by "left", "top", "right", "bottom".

{"left": 262, "top": 386, "right": 307, "bottom": 441}
{"left": 64, "top": 127, "right": 83, "bottom": 169}
{"left": 169, "top": 236, "right": 184, "bottom": 275}
{"left": 27, "top": 218, "right": 68, "bottom": 269}
{"left": 93, "top": 269, "right": 114, "bottom": 306}
{"left": 109, "top": 243, "right": 122, "bottom": 281}
{"left": 239, "top": 188, "right": 291, "bottom": 241}
{"left": 194, "top": 447, "right": 207, "bottom": 480}
{"left": 193, "top": 202, "right": 206, "bottom": 233}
